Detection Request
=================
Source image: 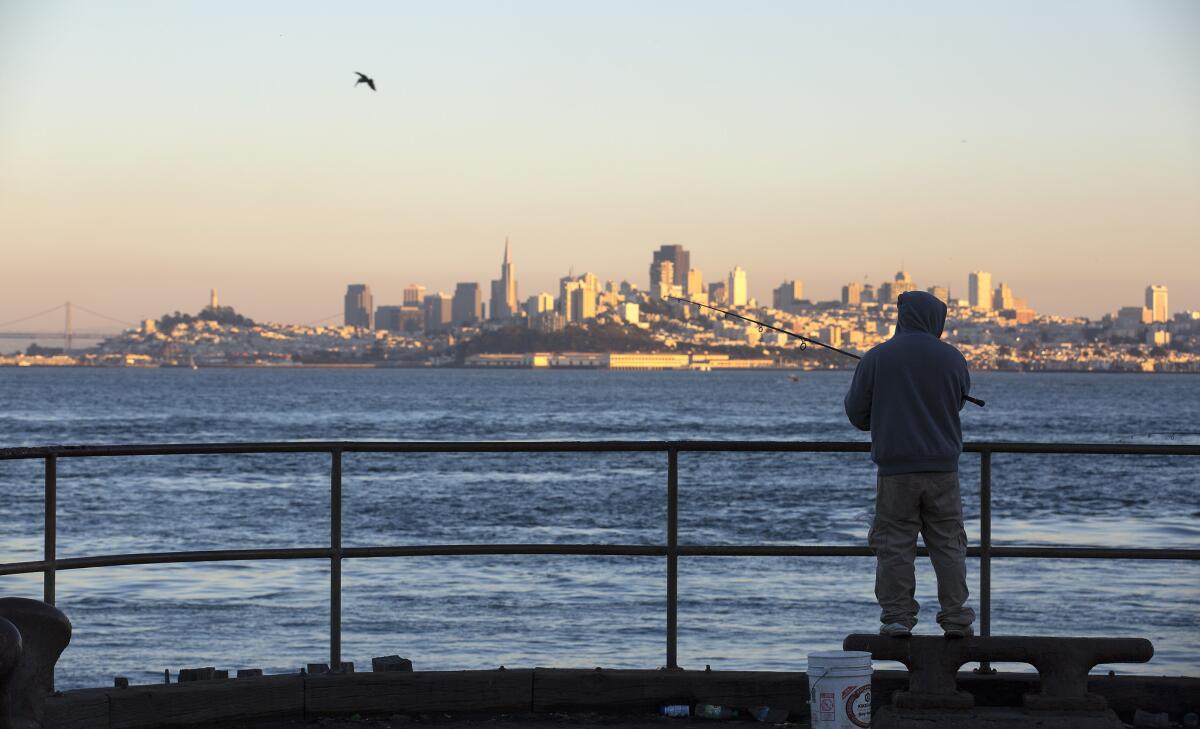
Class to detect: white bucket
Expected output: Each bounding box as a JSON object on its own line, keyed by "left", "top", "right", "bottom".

{"left": 808, "top": 650, "right": 873, "bottom": 729}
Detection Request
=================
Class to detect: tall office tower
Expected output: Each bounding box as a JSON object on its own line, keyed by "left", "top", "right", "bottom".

{"left": 424, "top": 293, "right": 453, "bottom": 331}
{"left": 877, "top": 282, "right": 894, "bottom": 305}
{"left": 993, "top": 282, "right": 1014, "bottom": 311}
{"left": 1146, "top": 285, "right": 1168, "bottom": 323}
{"left": 842, "top": 282, "right": 863, "bottom": 306}
{"left": 524, "top": 292, "right": 555, "bottom": 316}
{"left": 403, "top": 285, "right": 426, "bottom": 307}
{"left": 344, "top": 284, "right": 374, "bottom": 329}
{"left": 398, "top": 307, "right": 424, "bottom": 333}
{"left": 558, "top": 273, "right": 575, "bottom": 319}
{"left": 560, "top": 272, "right": 599, "bottom": 322}
{"left": 650, "top": 260, "right": 675, "bottom": 297}
{"left": 772, "top": 280, "right": 803, "bottom": 311}
{"left": 375, "top": 305, "right": 404, "bottom": 333}
{"left": 727, "top": 266, "right": 748, "bottom": 307}
{"left": 452, "top": 282, "right": 483, "bottom": 324}
{"left": 969, "top": 272, "right": 992, "bottom": 310}
{"left": 708, "top": 282, "right": 727, "bottom": 305}
{"left": 927, "top": 286, "right": 949, "bottom": 304}
{"left": 650, "top": 244, "right": 690, "bottom": 291}
{"left": 489, "top": 238, "right": 519, "bottom": 320}
{"left": 561, "top": 280, "right": 581, "bottom": 321}
{"left": 892, "top": 271, "right": 916, "bottom": 296}
{"left": 686, "top": 269, "right": 704, "bottom": 297}
{"left": 861, "top": 283, "right": 876, "bottom": 303}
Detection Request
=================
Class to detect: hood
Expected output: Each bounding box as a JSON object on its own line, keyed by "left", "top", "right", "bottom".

{"left": 896, "top": 290, "right": 947, "bottom": 337}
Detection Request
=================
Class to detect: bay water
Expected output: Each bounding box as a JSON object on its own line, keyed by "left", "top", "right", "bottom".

{"left": 0, "top": 368, "right": 1197, "bottom": 688}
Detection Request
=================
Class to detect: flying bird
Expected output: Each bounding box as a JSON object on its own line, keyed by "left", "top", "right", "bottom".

{"left": 354, "top": 72, "right": 376, "bottom": 91}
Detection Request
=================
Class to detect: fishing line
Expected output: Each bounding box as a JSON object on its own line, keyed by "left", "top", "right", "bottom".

{"left": 666, "top": 295, "right": 986, "bottom": 407}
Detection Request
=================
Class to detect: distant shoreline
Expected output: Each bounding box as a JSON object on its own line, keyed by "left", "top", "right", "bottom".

{"left": 2, "top": 364, "right": 1198, "bottom": 374}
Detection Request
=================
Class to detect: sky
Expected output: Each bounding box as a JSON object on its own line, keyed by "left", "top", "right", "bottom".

{"left": 1, "top": 0, "right": 1198, "bottom": 330}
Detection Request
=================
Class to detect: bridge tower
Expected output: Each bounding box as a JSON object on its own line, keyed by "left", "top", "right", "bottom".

{"left": 64, "top": 301, "right": 72, "bottom": 353}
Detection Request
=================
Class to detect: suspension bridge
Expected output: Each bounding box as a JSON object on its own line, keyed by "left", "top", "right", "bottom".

{"left": 0, "top": 302, "right": 133, "bottom": 351}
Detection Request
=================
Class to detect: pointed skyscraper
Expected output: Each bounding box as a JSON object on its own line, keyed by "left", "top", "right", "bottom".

{"left": 490, "top": 237, "right": 519, "bottom": 320}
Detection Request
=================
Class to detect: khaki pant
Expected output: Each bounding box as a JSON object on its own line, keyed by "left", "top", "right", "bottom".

{"left": 868, "top": 471, "right": 975, "bottom": 630}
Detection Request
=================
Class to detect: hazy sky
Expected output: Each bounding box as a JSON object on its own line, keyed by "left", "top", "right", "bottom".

{"left": 2, "top": 0, "right": 1197, "bottom": 329}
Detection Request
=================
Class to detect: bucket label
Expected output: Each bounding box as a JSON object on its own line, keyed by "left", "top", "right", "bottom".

{"left": 818, "top": 691, "right": 835, "bottom": 721}
{"left": 844, "top": 684, "right": 871, "bottom": 728}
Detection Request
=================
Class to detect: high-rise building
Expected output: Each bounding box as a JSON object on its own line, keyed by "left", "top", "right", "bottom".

{"left": 560, "top": 272, "right": 599, "bottom": 322}
{"left": 727, "top": 266, "right": 748, "bottom": 307}
{"left": 376, "top": 305, "right": 423, "bottom": 334}
{"left": 861, "top": 283, "right": 876, "bottom": 303}
{"left": 877, "top": 282, "right": 894, "bottom": 306}
{"left": 524, "top": 292, "right": 555, "bottom": 316}
{"left": 650, "top": 260, "right": 675, "bottom": 297}
{"left": 344, "top": 284, "right": 374, "bottom": 329}
{"left": 892, "top": 271, "right": 916, "bottom": 297}
{"left": 1115, "top": 306, "right": 1152, "bottom": 338}
{"left": 969, "top": 272, "right": 992, "bottom": 310}
{"left": 708, "top": 282, "right": 727, "bottom": 305}
{"left": 375, "top": 305, "right": 402, "bottom": 333}
{"left": 489, "top": 238, "right": 519, "bottom": 320}
{"left": 993, "top": 282, "right": 1014, "bottom": 311}
{"left": 686, "top": 269, "right": 704, "bottom": 297}
{"left": 842, "top": 282, "right": 863, "bottom": 307}
{"left": 650, "top": 245, "right": 689, "bottom": 292}
{"left": 1146, "top": 285, "right": 1168, "bottom": 323}
{"left": 403, "top": 285, "right": 426, "bottom": 307}
{"left": 399, "top": 307, "right": 423, "bottom": 332}
{"left": 423, "top": 293, "right": 453, "bottom": 331}
{"left": 772, "top": 280, "right": 803, "bottom": 312}
{"left": 452, "top": 282, "right": 483, "bottom": 324}
{"left": 927, "top": 286, "right": 949, "bottom": 304}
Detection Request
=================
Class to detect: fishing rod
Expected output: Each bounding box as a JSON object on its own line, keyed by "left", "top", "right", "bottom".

{"left": 667, "top": 295, "right": 985, "bottom": 408}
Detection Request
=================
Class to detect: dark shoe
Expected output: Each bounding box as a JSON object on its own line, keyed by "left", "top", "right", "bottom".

{"left": 943, "top": 625, "right": 974, "bottom": 639}
{"left": 880, "top": 623, "right": 912, "bottom": 637}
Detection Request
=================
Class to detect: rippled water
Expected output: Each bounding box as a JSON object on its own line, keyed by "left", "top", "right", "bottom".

{"left": 0, "top": 368, "right": 1197, "bottom": 688}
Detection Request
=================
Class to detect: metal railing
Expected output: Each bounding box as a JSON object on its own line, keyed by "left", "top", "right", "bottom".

{"left": 1, "top": 440, "right": 1198, "bottom": 676}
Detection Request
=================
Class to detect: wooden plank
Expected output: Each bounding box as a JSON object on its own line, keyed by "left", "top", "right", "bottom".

{"left": 305, "top": 669, "right": 533, "bottom": 715}
{"left": 107, "top": 675, "right": 303, "bottom": 729}
{"left": 43, "top": 687, "right": 109, "bottom": 729}
{"left": 532, "top": 669, "right": 810, "bottom": 713}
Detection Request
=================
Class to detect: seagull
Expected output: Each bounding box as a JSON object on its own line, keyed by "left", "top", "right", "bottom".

{"left": 354, "top": 72, "right": 376, "bottom": 91}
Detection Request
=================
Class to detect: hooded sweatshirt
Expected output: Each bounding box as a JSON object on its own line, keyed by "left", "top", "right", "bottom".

{"left": 844, "top": 290, "right": 971, "bottom": 475}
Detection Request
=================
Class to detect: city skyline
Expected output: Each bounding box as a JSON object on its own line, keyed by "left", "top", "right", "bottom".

{"left": 2, "top": 2, "right": 1198, "bottom": 323}
{"left": 0, "top": 240, "right": 1187, "bottom": 335}
{"left": 331, "top": 240, "right": 1175, "bottom": 335}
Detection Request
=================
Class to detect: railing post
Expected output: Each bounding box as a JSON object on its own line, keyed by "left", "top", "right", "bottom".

{"left": 330, "top": 449, "right": 342, "bottom": 669}
{"left": 976, "top": 449, "right": 995, "bottom": 674}
{"left": 666, "top": 446, "right": 679, "bottom": 670}
{"left": 45, "top": 454, "right": 57, "bottom": 692}
{"left": 44, "top": 455, "right": 56, "bottom": 607}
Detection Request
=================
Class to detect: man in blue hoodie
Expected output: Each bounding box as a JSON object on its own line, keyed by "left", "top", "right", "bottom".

{"left": 844, "top": 290, "right": 976, "bottom": 638}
